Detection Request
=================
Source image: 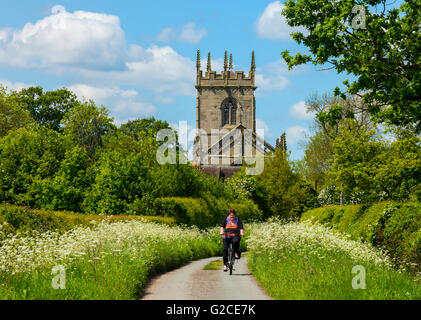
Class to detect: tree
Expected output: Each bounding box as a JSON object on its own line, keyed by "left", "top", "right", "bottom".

{"left": 119, "top": 117, "right": 171, "bottom": 140}
{"left": 82, "top": 150, "right": 150, "bottom": 214}
{"left": 0, "top": 127, "right": 69, "bottom": 206}
{"left": 227, "top": 170, "right": 270, "bottom": 218}
{"left": 307, "top": 93, "right": 375, "bottom": 140}
{"left": 303, "top": 93, "right": 373, "bottom": 193}
{"left": 304, "top": 130, "right": 333, "bottom": 192}
{"left": 36, "top": 146, "right": 92, "bottom": 212}
{"left": 13, "top": 86, "right": 79, "bottom": 131}
{"left": 281, "top": 0, "right": 421, "bottom": 132}
{"left": 330, "top": 120, "right": 420, "bottom": 202}
{"left": 61, "top": 101, "right": 115, "bottom": 158}
{"left": 0, "top": 85, "right": 33, "bottom": 137}
{"left": 257, "top": 149, "right": 300, "bottom": 217}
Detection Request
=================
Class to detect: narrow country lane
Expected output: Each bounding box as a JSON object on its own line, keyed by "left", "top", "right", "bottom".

{"left": 141, "top": 256, "right": 273, "bottom": 300}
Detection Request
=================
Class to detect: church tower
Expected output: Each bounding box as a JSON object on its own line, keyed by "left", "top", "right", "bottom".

{"left": 195, "top": 50, "right": 256, "bottom": 134}
{"left": 194, "top": 50, "right": 274, "bottom": 179}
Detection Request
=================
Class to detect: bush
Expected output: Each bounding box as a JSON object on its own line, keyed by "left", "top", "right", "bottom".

{"left": 229, "top": 200, "right": 263, "bottom": 222}
{"left": 381, "top": 203, "right": 421, "bottom": 268}
{"left": 152, "top": 195, "right": 263, "bottom": 229}
{"left": 302, "top": 202, "right": 421, "bottom": 271}
{"left": 0, "top": 204, "right": 175, "bottom": 239}
{"left": 318, "top": 185, "right": 340, "bottom": 206}
{"left": 35, "top": 146, "right": 92, "bottom": 212}
{"left": 289, "top": 180, "right": 319, "bottom": 218}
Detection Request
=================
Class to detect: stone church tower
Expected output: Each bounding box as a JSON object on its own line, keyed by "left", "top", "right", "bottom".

{"left": 195, "top": 50, "right": 256, "bottom": 134}
{"left": 194, "top": 50, "right": 275, "bottom": 179}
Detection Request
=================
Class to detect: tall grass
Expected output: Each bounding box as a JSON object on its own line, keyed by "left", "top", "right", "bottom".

{"left": 0, "top": 219, "right": 221, "bottom": 299}
{"left": 246, "top": 219, "right": 421, "bottom": 300}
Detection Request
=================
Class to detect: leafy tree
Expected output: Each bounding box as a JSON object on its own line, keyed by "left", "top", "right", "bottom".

{"left": 304, "top": 130, "right": 333, "bottom": 192}
{"left": 257, "top": 149, "right": 300, "bottom": 217}
{"left": 330, "top": 120, "right": 421, "bottom": 202}
{"left": 303, "top": 93, "right": 377, "bottom": 194}
{"left": 119, "top": 117, "right": 171, "bottom": 140}
{"left": 289, "top": 180, "right": 319, "bottom": 216}
{"left": 61, "top": 101, "right": 115, "bottom": 158}
{"left": 101, "top": 131, "right": 158, "bottom": 168}
{"left": 13, "top": 86, "right": 79, "bottom": 131}
{"left": 307, "top": 93, "right": 375, "bottom": 140}
{"left": 227, "top": 170, "right": 270, "bottom": 218}
{"left": 83, "top": 150, "right": 150, "bottom": 214}
{"left": 0, "top": 85, "right": 33, "bottom": 137}
{"left": 281, "top": 0, "right": 421, "bottom": 132}
{"left": 36, "top": 146, "right": 92, "bottom": 212}
{"left": 0, "top": 127, "right": 69, "bottom": 206}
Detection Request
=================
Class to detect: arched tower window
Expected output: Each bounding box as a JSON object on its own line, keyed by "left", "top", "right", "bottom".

{"left": 221, "top": 99, "right": 237, "bottom": 126}
{"left": 231, "top": 104, "right": 237, "bottom": 125}
{"left": 223, "top": 105, "right": 230, "bottom": 125}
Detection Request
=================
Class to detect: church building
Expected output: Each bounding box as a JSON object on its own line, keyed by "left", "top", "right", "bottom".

{"left": 193, "top": 50, "right": 279, "bottom": 179}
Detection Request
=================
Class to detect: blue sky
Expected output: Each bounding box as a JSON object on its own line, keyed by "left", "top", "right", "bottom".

{"left": 0, "top": 0, "right": 354, "bottom": 160}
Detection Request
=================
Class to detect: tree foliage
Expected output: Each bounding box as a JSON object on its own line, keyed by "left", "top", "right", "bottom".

{"left": 304, "top": 130, "right": 333, "bottom": 191}
{"left": 281, "top": 0, "right": 421, "bottom": 132}
{"left": 256, "top": 149, "right": 319, "bottom": 218}
{"left": 0, "top": 127, "right": 70, "bottom": 206}
{"left": 303, "top": 93, "right": 373, "bottom": 192}
{"left": 61, "top": 101, "right": 115, "bottom": 158}
{"left": 119, "top": 117, "right": 171, "bottom": 140}
{"left": 13, "top": 86, "right": 79, "bottom": 131}
{"left": 330, "top": 120, "right": 421, "bottom": 202}
{"left": 0, "top": 86, "right": 33, "bottom": 137}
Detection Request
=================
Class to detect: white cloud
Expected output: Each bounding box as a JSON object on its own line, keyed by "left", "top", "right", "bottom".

{"left": 200, "top": 57, "right": 224, "bottom": 73}
{"left": 0, "top": 28, "right": 11, "bottom": 43}
{"left": 156, "top": 22, "right": 207, "bottom": 44}
{"left": 96, "top": 45, "right": 196, "bottom": 95}
{"left": 289, "top": 101, "right": 316, "bottom": 121}
{"left": 0, "top": 6, "right": 126, "bottom": 69}
{"left": 256, "top": 1, "right": 307, "bottom": 40}
{"left": 180, "top": 23, "right": 207, "bottom": 44}
{"left": 156, "top": 27, "right": 174, "bottom": 42}
{"left": 69, "top": 84, "right": 157, "bottom": 124}
{"left": 285, "top": 126, "right": 310, "bottom": 145}
{"left": 0, "top": 7, "right": 202, "bottom": 100}
{"left": 0, "top": 79, "right": 32, "bottom": 92}
{"left": 255, "top": 73, "right": 290, "bottom": 92}
{"left": 255, "top": 61, "right": 290, "bottom": 93}
{"left": 65, "top": 45, "right": 196, "bottom": 97}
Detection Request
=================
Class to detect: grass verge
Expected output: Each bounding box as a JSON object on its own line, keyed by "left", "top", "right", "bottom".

{"left": 203, "top": 259, "right": 223, "bottom": 270}
{"left": 246, "top": 219, "right": 421, "bottom": 300}
{"left": 0, "top": 220, "right": 221, "bottom": 299}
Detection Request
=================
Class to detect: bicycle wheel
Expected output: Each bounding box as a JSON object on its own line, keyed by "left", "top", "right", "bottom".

{"left": 228, "top": 243, "right": 234, "bottom": 275}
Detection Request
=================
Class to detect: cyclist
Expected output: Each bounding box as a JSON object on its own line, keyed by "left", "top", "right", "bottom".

{"left": 220, "top": 208, "right": 244, "bottom": 272}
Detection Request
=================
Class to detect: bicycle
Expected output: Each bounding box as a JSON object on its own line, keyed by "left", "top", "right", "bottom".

{"left": 222, "top": 232, "right": 236, "bottom": 275}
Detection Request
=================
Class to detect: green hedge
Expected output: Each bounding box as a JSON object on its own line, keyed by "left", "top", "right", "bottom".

{"left": 153, "top": 196, "right": 262, "bottom": 229}
{"left": 301, "top": 202, "right": 421, "bottom": 271}
{"left": 0, "top": 204, "right": 175, "bottom": 241}
{"left": 0, "top": 194, "right": 263, "bottom": 240}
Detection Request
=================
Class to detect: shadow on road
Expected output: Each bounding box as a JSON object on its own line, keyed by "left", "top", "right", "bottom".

{"left": 226, "top": 273, "right": 253, "bottom": 276}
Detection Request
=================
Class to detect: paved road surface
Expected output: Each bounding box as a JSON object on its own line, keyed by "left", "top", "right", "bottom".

{"left": 141, "top": 256, "right": 273, "bottom": 300}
